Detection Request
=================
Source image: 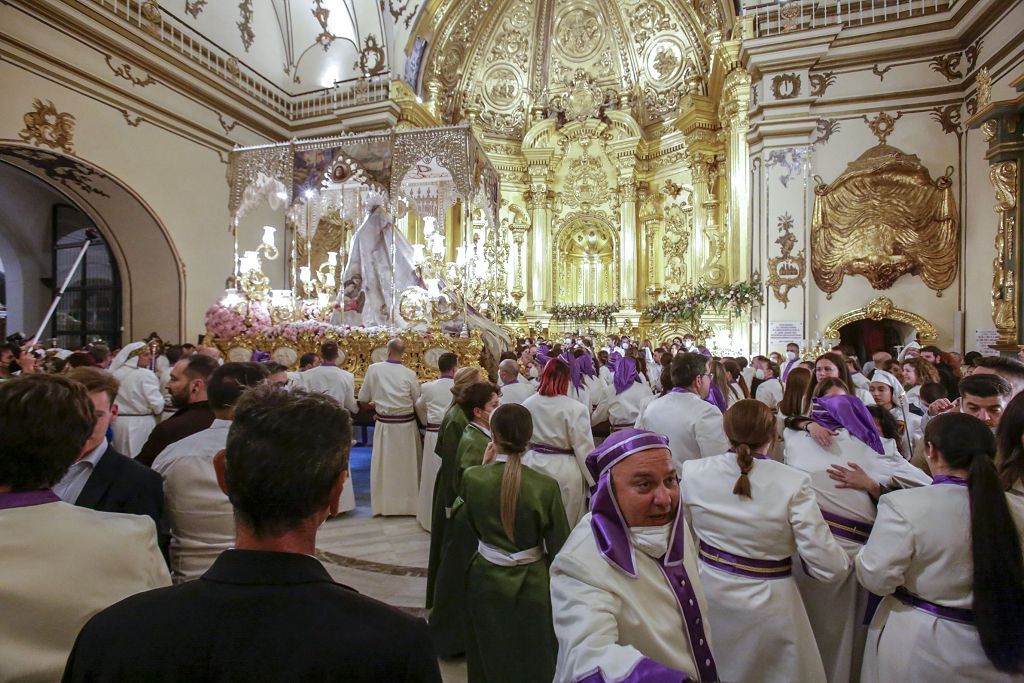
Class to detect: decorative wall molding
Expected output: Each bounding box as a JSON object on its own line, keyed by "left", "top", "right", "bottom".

{"left": 18, "top": 99, "right": 76, "bottom": 154}
{"left": 770, "top": 73, "right": 801, "bottom": 100}
{"left": 823, "top": 297, "right": 938, "bottom": 343}
{"left": 808, "top": 71, "right": 836, "bottom": 97}
{"left": 767, "top": 212, "right": 804, "bottom": 307}
{"left": 103, "top": 55, "right": 156, "bottom": 87}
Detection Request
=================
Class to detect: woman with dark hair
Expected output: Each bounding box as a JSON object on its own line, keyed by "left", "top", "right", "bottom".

{"left": 722, "top": 359, "right": 749, "bottom": 403}
{"left": 462, "top": 404, "right": 570, "bottom": 683}
{"left": 521, "top": 359, "right": 595, "bottom": 524}
{"left": 681, "top": 399, "right": 848, "bottom": 683}
{"left": 994, "top": 392, "right": 1024, "bottom": 525}
{"left": 857, "top": 413, "right": 1024, "bottom": 680}
{"left": 804, "top": 353, "right": 875, "bottom": 415}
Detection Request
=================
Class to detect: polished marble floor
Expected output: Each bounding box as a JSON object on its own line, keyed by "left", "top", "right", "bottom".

{"left": 316, "top": 444, "right": 467, "bottom": 683}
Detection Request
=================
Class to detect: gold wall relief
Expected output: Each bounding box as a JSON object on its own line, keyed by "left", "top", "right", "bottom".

{"left": 808, "top": 71, "right": 836, "bottom": 97}
{"left": 355, "top": 35, "right": 387, "bottom": 77}
{"left": 871, "top": 64, "right": 892, "bottom": 81}
{"left": 929, "top": 52, "right": 963, "bottom": 82}
{"left": 990, "top": 160, "right": 1019, "bottom": 344}
{"left": 863, "top": 111, "right": 901, "bottom": 144}
{"left": 767, "top": 212, "right": 804, "bottom": 307}
{"left": 662, "top": 200, "right": 692, "bottom": 290}
{"left": 823, "top": 296, "right": 938, "bottom": 343}
{"left": 811, "top": 143, "right": 959, "bottom": 298}
{"left": 120, "top": 110, "right": 144, "bottom": 128}
{"left": 19, "top": 99, "right": 76, "bottom": 154}
{"left": 929, "top": 104, "right": 962, "bottom": 138}
{"left": 104, "top": 55, "right": 156, "bottom": 87}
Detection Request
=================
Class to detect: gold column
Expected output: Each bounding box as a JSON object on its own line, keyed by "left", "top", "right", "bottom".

{"left": 510, "top": 224, "right": 528, "bottom": 308}
{"left": 991, "top": 160, "right": 1019, "bottom": 344}
{"left": 689, "top": 153, "right": 724, "bottom": 283}
{"left": 721, "top": 68, "right": 752, "bottom": 282}
{"left": 617, "top": 175, "right": 638, "bottom": 310}
{"left": 525, "top": 175, "right": 552, "bottom": 312}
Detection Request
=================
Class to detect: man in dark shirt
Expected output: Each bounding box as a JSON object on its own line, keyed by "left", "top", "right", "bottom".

{"left": 920, "top": 344, "right": 959, "bottom": 400}
{"left": 136, "top": 354, "right": 217, "bottom": 466}
{"left": 62, "top": 384, "right": 441, "bottom": 683}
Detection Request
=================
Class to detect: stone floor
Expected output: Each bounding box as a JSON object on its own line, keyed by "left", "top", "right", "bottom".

{"left": 315, "top": 444, "right": 467, "bottom": 683}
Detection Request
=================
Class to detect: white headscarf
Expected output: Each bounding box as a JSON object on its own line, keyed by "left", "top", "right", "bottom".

{"left": 897, "top": 341, "right": 922, "bottom": 362}
{"left": 871, "top": 369, "right": 913, "bottom": 457}
{"left": 109, "top": 341, "right": 146, "bottom": 373}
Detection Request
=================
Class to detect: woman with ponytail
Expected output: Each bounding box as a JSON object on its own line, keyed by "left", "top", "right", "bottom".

{"left": 857, "top": 412, "right": 1024, "bottom": 681}
{"left": 461, "top": 404, "right": 570, "bottom": 683}
{"left": 680, "top": 399, "right": 849, "bottom": 683}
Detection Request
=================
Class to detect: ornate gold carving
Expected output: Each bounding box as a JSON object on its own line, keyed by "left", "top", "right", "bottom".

{"left": 354, "top": 34, "right": 387, "bottom": 76}
{"left": 226, "top": 57, "right": 240, "bottom": 79}
{"left": 929, "top": 104, "right": 962, "bottom": 138}
{"left": 185, "top": 0, "right": 207, "bottom": 19}
{"left": 990, "top": 161, "right": 1019, "bottom": 344}
{"left": 19, "top": 99, "right": 76, "bottom": 154}
{"left": 549, "top": 69, "right": 615, "bottom": 123}
{"left": 767, "top": 213, "right": 805, "bottom": 307}
{"left": 977, "top": 67, "right": 993, "bottom": 109}
{"left": 489, "top": 1, "right": 531, "bottom": 70}
{"left": 811, "top": 144, "right": 959, "bottom": 297}
{"left": 630, "top": 2, "right": 675, "bottom": 54}
{"left": 237, "top": 0, "right": 254, "bottom": 52}
{"left": 104, "top": 55, "right": 156, "bottom": 87}
{"left": 808, "top": 72, "right": 836, "bottom": 97}
{"left": 929, "top": 53, "right": 963, "bottom": 82}
{"left": 141, "top": 0, "right": 161, "bottom": 23}
{"left": 383, "top": 0, "right": 422, "bottom": 30}
{"left": 562, "top": 149, "right": 610, "bottom": 209}
{"left": 771, "top": 73, "right": 801, "bottom": 100}
{"left": 863, "top": 111, "right": 902, "bottom": 144}
{"left": 779, "top": 2, "right": 802, "bottom": 31}
{"left": 982, "top": 119, "right": 998, "bottom": 142}
{"left": 824, "top": 297, "right": 938, "bottom": 343}
{"left": 554, "top": 7, "right": 605, "bottom": 61}
{"left": 663, "top": 200, "right": 692, "bottom": 290}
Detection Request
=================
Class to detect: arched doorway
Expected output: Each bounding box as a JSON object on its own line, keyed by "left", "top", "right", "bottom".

{"left": 553, "top": 213, "right": 619, "bottom": 306}
{"left": 824, "top": 296, "right": 938, "bottom": 358}
{"left": 0, "top": 143, "right": 184, "bottom": 345}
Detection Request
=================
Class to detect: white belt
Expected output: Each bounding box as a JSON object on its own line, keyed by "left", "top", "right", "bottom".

{"left": 476, "top": 541, "right": 543, "bottom": 567}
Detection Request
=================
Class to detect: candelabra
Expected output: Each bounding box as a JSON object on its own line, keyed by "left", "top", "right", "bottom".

{"left": 298, "top": 249, "right": 344, "bottom": 317}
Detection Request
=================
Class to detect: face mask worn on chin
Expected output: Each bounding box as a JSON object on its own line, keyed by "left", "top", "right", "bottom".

{"left": 630, "top": 522, "right": 674, "bottom": 558}
{"left": 754, "top": 369, "right": 765, "bottom": 380}
{"left": 786, "top": 351, "right": 798, "bottom": 361}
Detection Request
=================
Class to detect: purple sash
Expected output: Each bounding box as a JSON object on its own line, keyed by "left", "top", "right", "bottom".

{"left": 820, "top": 509, "right": 873, "bottom": 544}
{"left": 697, "top": 540, "right": 792, "bottom": 579}
{"left": 0, "top": 489, "right": 60, "bottom": 510}
{"left": 931, "top": 474, "right": 967, "bottom": 486}
{"left": 575, "top": 657, "right": 690, "bottom": 683}
{"left": 375, "top": 413, "right": 416, "bottom": 424}
{"left": 529, "top": 442, "right": 574, "bottom": 455}
{"left": 894, "top": 587, "right": 974, "bottom": 624}
{"left": 425, "top": 423, "right": 441, "bottom": 433}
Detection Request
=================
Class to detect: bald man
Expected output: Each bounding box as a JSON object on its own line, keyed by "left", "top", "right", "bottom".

{"left": 497, "top": 359, "right": 536, "bottom": 405}
{"left": 358, "top": 338, "right": 421, "bottom": 516}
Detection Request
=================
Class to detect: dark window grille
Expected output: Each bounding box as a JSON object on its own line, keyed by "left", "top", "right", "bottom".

{"left": 51, "top": 205, "right": 121, "bottom": 349}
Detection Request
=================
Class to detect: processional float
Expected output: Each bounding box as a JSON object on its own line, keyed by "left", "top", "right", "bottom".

{"left": 209, "top": 125, "right": 508, "bottom": 381}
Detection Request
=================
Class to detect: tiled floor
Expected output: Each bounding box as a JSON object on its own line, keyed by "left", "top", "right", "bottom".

{"left": 316, "top": 445, "right": 467, "bottom": 683}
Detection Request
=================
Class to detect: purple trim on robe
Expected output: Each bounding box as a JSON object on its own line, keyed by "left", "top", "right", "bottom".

{"left": 697, "top": 540, "right": 793, "bottom": 579}
{"left": 250, "top": 350, "right": 271, "bottom": 363}
{"left": 931, "top": 474, "right": 968, "bottom": 487}
{"left": 728, "top": 449, "right": 771, "bottom": 461}
{"left": 670, "top": 387, "right": 693, "bottom": 395}
{"left": 374, "top": 413, "right": 416, "bottom": 423}
{"left": 820, "top": 509, "right": 873, "bottom": 544}
{"left": 385, "top": 359, "right": 403, "bottom": 365}
{"left": 529, "top": 442, "right": 575, "bottom": 455}
{"left": 578, "top": 352, "right": 597, "bottom": 379}
{"left": 614, "top": 357, "right": 639, "bottom": 395}
{"left": 811, "top": 395, "right": 884, "bottom": 455}
{"left": 561, "top": 350, "right": 585, "bottom": 390}
{"left": 706, "top": 384, "right": 727, "bottom": 413}
{"left": 0, "top": 488, "right": 60, "bottom": 510}
{"left": 894, "top": 587, "right": 974, "bottom": 624}
{"left": 659, "top": 562, "right": 719, "bottom": 682}
{"left": 575, "top": 657, "right": 691, "bottom": 683}
{"left": 606, "top": 351, "right": 622, "bottom": 372}
{"left": 781, "top": 358, "right": 798, "bottom": 382}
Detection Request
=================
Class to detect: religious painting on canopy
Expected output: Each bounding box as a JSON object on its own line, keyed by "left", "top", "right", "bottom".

{"left": 811, "top": 142, "right": 959, "bottom": 298}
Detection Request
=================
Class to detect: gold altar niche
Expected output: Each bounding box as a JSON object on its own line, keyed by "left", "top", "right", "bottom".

{"left": 215, "top": 125, "right": 509, "bottom": 378}
{"left": 405, "top": 0, "right": 753, "bottom": 353}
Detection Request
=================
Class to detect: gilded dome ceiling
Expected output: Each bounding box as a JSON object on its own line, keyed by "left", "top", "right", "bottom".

{"left": 414, "top": 0, "right": 735, "bottom": 138}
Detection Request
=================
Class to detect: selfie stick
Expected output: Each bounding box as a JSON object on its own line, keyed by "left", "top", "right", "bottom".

{"left": 31, "top": 228, "right": 99, "bottom": 345}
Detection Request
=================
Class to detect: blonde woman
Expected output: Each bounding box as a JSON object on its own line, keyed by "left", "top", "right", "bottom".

{"left": 462, "top": 404, "right": 570, "bottom": 683}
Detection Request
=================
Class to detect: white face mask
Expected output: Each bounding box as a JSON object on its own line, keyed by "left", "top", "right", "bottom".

{"left": 630, "top": 522, "right": 673, "bottom": 559}
{"left": 683, "top": 340, "right": 693, "bottom": 349}
{"left": 786, "top": 351, "right": 798, "bottom": 361}
{"left": 755, "top": 369, "right": 765, "bottom": 380}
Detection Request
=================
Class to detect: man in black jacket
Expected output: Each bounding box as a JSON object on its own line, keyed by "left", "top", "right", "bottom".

{"left": 59, "top": 368, "right": 167, "bottom": 556}
{"left": 62, "top": 383, "right": 441, "bottom": 683}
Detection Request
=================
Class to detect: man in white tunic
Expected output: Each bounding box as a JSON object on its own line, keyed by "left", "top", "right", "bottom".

{"left": 414, "top": 352, "right": 458, "bottom": 531}
{"left": 358, "top": 338, "right": 421, "bottom": 516}
{"left": 497, "top": 358, "right": 536, "bottom": 405}
{"left": 295, "top": 341, "right": 357, "bottom": 414}
{"left": 550, "top": 429, "right": 719, "bottom": 682}
{"left": 110, "top": 342, "right": 165, "bottom": 458}
{"left": 635, "top": 353, "right": 729, "bottom": 470}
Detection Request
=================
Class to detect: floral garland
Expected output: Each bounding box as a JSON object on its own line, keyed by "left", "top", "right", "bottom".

{"left": 497, "top": 302, "right": 523, "bottom": 322}
{"left": 205, "top": 301, "right": 388, "bottom": 343}
{"left": 548, "top": 303, "right": 620, "bottom": 324}
{"left": 644, "top": 278, "right": 763, "bottom": 322}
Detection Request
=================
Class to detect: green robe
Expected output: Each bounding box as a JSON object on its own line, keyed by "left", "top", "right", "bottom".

{"left": 462, "top": 460, "right": 570, "bottom": 683}
{"left": 426, "top": 404, "right": 468, "bottom": 609}
{"left": 428, "top": 423, "right": 491, "bottom": 657}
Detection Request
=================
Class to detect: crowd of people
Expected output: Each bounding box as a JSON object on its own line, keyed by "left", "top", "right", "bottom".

{"left": 1, "top": 331, "right": 1023, "bottom": 682}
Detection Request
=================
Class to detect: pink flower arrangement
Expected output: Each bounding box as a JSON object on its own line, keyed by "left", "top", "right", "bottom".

{"left": 205, "top": 304, "right": 247, "bottom": 339}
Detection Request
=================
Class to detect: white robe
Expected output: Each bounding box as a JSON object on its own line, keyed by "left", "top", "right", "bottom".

{"left": 856, "top": 484, "right": 1024, "bottom": 683}
{"left": 680, "top": 454, "right": 849, "bottom": 683}
{"left": 783, "top": 428, "right": 931, "bottom": 682}
{"left": 583, "top": 374, "right": 606, "bottom": 410}
{"left": 550, "top": 513, "right": 713, "bottom": 682}
{"left": 112, "top": 365, "right": 164, "bottom": 458}
{"left": 599, "top": 365, "right": 614, "bottom": 386}
{"left": 413, "top": 376, "right": 453, "bottom": 531}
{"left": 521, "top": 393, "right": 595, "bottom": 525}
{"left": 754, "top": 377, "right": 784, "bottom": 410}
{"left": 594, "top": 382, "right": 654, "bottom": 430}
{"left": 293, "top": 364, "right": 357, "bottom": 512}
{"left": 497, "top": 379, "right": 536, "bottom": 406}
{"left": 634, "top": 391, "right": 730, "bottom": 471}
{"left": 358, "top": 361, "right": 422, "bottom": 516}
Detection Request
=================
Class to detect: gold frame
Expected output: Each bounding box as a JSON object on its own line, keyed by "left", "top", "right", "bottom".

{"left": 822, "top": 296, "right": 937, "bottom": 343}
